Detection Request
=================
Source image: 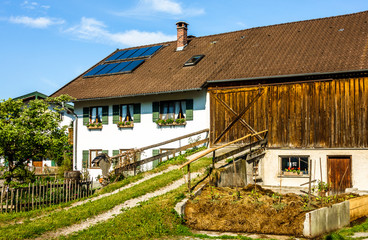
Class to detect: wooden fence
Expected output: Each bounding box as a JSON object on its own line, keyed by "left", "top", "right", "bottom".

{"left": 0, "top": 179, "right": 93, "bottom": 213}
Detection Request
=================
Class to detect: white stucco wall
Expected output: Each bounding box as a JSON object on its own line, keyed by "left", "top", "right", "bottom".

{"left": 73, "top": 90, "right": 210, "bottom": 179}
{"left": 262, "top": 148, "right": 368, "bottom": 191}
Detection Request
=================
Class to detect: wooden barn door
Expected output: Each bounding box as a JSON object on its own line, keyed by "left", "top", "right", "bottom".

{"left": 327, "top": 156, "right": 352, "bottom": 194}
{"left": 209, "top": 87, "right": 265, "bottom": 145}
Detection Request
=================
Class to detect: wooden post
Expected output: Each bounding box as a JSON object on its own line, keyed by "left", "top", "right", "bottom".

{"left": 20, "top": 189, "right": 23, "bottom": 212}
{"left": 31, "top": 183, "right": 34, "bottom": 210}
{"left": 5, "top": 187, "right": 9, "bottom": 213}
{"left": 308, "top": 159, "right": 312, "bottom": 208}
{"left": 232, "top": 158, "right": 239, "bottom": 195}
{"left": 39, "top": 183, "right": 41, "bottom": 208}
{"left": 0, "top": 187, "right": 3, "bottom": 213}
{"left": 212, "top": 151, "right": 216, "bottom": 169}
{"left": 28, "top": 183, "right": 30, "bottom": 211}
{"left": 187, "top": 164, "right": 191, "bottom": 194}
{"left": 10, "top": 189, "right": 14, "bottom": 213}
{"left": 319, "top": 157, "right": 323, "bottom": 183}
{"left": 16, "top": 189, "right": 19, "bottom": 213}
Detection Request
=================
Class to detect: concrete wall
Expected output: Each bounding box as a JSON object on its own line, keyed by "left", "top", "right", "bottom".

{"left": 303, "top": 201, "right": 350, "bottom": 238}
{"left": 262, "top": 149, "right": 368, "bottom": 191}
{"left": 74, "top": 90, "right": 209, "bottom": 179}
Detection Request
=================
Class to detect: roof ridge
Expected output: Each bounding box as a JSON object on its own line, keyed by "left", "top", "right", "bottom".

{"left": 188, "top": 10, "right": 368, "bottom": 40}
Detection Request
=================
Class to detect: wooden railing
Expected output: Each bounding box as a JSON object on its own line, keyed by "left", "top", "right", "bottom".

{"left": 179, "top": 129, "right": 268, "bottom": 193}
{"left": 114, "top": 129, "right": 210, "bottom": 174}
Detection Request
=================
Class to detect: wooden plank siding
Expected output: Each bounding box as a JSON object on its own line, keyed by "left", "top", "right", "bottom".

{"left": 209, "top": 77, "right": 368, "bottom": 148}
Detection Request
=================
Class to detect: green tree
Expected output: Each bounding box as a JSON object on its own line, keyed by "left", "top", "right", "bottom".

{"left": 0, "top": 95, "right": 74, "bottom": 184}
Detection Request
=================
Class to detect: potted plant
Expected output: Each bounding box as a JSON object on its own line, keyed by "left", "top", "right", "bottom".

{"left": 117, "top": 121, "right": 134, "bottom": 128}
{"left": 314, "top": 180, "right": 329, "bottom": 196}
{"left": 283, "top": 167, "right": 303, "bottom": 176}
{"left": 156, "top": 118, "right": 186, "bottom": 126}
{"left": 87, "top": 122, "right": 102, "bottom": 129}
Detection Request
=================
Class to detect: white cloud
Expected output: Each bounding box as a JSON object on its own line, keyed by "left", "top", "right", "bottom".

{"left": 9, "top": 16, "right": 64, "bottom": 28}
{"left": 21, "top": 1, "right": 50, "bottom": 11}
{"left": 115, "top": 0, "right": 204, "bottom": 18}
{"left": 147, "top": 0, "right": 183, "bottom": 15}
{"left": 66, "top": 17, "right": 176, "bottom": 46}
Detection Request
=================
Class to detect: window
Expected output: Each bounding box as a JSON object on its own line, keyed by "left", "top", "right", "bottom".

{"left": 83, "top": 106, "right": 109, "bottom": 126}
{"left": 89, "top": 149, "right": 102, "bottom": 168}
{"left": 112, "top": 104, "right": 141, "bottom": 125}
{"left": 82, "top": 149, "right": 107, "bottom": 169}
{"left": 160, "top": 100, "right": 186, "bottom": 120}
{"left": 121, "top": 104, "right": 134, "bottom": 122}
{"left": 281, "top": 156, "right": 309, "bottom": 175}
{"left": 152, "top": 99, "right": 193, "bottom": 123}
{"left": 184, "top": 55, "right": 204, "bottom": 66}
{"left": 90, "top": 107, "right": 103, "bottom": 123}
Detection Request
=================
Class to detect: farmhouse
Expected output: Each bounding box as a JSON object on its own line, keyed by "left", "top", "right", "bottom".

{"left": 52, "top": 11, "right": 368, "bottom": 192}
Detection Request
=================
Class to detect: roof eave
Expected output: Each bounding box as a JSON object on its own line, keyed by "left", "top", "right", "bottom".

{"left": 72, "top": 88, "right": 203, "bottom": 102}
{"left": 204, "top": 69, "right": 368, "bottom": 87}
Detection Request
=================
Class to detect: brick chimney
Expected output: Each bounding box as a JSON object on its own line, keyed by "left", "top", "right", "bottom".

{"left": 176, "top": 21, "right": 188, "bottom": 51}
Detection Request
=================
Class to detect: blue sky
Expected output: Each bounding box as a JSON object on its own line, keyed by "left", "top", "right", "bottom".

{"left": 1, "top": 0, "right": 367, "bottom": 100}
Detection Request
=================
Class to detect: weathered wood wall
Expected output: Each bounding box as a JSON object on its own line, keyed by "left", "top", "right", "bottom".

{"left": 210, "top": 77, "right": 368, "bottom": 148}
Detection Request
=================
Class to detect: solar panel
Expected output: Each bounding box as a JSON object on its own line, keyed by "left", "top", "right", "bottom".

{"left": 116, "top": 49, "right": 138, "bottom": 60}
{"left": 84, "top": 64, "right": 107, "bottom": 77}
{"left": 96, "top": 63, "right": 119, "bottom": 75}
{"left": 105, "top": 50, "right": 127, "bottom": 61}
{"left": 120, "top": 60, "right": 145, "bottom": 72}
{"left": 109, "top": 62, "right": 131, "bottom": 73}
{"left": 140, "top": 45, "right": 162, "bottom": 57}
{"left": 128, "top": 47, "right": 150, "bottom": 59}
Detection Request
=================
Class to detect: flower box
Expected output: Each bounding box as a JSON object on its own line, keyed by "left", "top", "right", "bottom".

{"left": 283, "top": 171, "right": 303, "bottom": 176}
{"left": 87, "top": 125, "right": 103, "bottom": 130}
{"left": 118, "top": 123, "right": 134, "bottom": 128}
{"left": 156, "top": 118, "right": 186, "bottom": 126}
{"left": 157, "top": 121, "right": 186, "bottom": 126}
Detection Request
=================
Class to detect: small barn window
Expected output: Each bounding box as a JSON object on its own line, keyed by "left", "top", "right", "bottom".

{"left": 280, "top": 156, "right": 309, "bottom": 175}
{"left": 184, "top": 55, "right": 204, "bottom": 66}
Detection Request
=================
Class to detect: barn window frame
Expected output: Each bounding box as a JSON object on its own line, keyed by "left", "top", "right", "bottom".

{"left": 279, "top": 155, "right": 310, "bottom": 176}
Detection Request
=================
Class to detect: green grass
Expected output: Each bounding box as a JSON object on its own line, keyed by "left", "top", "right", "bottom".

{"left": 0, "top": 157, "right": 212, "bottom": 240}
{"left": 324, "top": 217, "right": 368, "bottom": 240}
{"left": 59, "top": 176, "right": 264, "bottom": 240}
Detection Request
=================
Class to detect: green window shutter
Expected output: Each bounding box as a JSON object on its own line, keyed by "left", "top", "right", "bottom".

{"left": 133, "top": 103, "right": 141, "bottom": 123}
{"left": 113, "top": 105, "right": 120, "bottom": 124}
{"left": 83, "top": 107, "right": 89, "bottom": 125}
{"left": 112, "top": 150, "right": 120, "bottom": 168}
{"left": 102, "top": 106, "right": 109, "bottom": 125}
{"left": 82, "top": 150, "right": 89, "bottom": 169}
{"left": 102, "top": 150, "right": 108, "bottom": 155}
{"left": 186, "top": 99, "right": 193, "bottom": 121}
{"left": 112, "top": 150, "right": 119, "bottom": 156}
{"left": 152, "top": 102, "right": 160, "bottom": 122}
{"left": 152, "top": 149, "right": 160, "bottom": 168}
{"left": 51, "top": 160, "right": 56, "bottom": 167}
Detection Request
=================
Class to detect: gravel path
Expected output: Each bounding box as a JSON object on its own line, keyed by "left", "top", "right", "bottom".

{"left": 35, "top": 171, "right": 202, "bottom": 239}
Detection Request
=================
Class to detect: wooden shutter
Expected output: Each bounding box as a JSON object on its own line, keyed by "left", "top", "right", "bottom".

{"left": 112, "top": 150, "right": 119, "bottom": 156}
{"left": 51, "top": 160, "right": 56, "bottom": 167}
{"left": 82, "top": 150, "right": 89, "bottom": 169}
{"left": 186, "top": 99, "right": 193, "bottom": 121}
{"left": 113, "top": 105, "right": 120, "bottom": 124}
{"left": 83, "top": 107, "right": 89, "bottom": 125}
{"left": 133, "top": 103, "right": 141, "bottom": 123}
{"left": 152, "top": 149, "right": 160, "bottom": 168}
{"left": 102, "top": 106, "right": 109, "bottom": 125}
{"left": 152, "top": 102, "right": 160, "bottom": 122}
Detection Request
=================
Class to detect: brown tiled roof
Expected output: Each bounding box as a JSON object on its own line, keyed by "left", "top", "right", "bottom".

{"left": 52, "top": 11, "right": 368, "bottom": 100}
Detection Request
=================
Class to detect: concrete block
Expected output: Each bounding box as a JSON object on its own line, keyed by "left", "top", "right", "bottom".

{"left": 303, "top": 201, "right": 350, "bottom": 238}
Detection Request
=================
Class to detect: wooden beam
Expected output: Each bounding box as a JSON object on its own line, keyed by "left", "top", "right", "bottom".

{"left": 180, "top": 129, "right": 268, "bottom": 169}
{"left": 212, "top": 93, "right": 262, "bottom": 140}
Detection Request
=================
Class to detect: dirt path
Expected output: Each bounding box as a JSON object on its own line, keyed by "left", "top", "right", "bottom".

{"left": 35, "top": 171, "right": 202, "bottom": 239}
